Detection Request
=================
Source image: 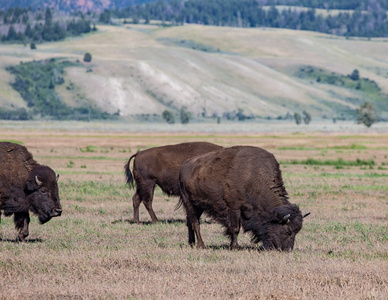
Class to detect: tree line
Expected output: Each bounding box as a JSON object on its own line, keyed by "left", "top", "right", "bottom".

{"left": 108, "top": 0, "right": 388, "bottom": 37}
{"left": 0, "top": 7, "right": 96, "bottom": 43}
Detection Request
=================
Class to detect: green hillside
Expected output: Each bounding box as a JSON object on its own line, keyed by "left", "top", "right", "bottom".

{"left": 0, "top": 24, "right": 387, "bottom": 121}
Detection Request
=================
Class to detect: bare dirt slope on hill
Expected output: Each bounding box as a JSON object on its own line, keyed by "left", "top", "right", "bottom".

{"left": 1, "top": 24, "right": 388, "bottom": 119}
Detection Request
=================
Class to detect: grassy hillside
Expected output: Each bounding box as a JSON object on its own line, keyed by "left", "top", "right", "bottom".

{"left": 1, "top": 24, "right": 388, "bottom": 120}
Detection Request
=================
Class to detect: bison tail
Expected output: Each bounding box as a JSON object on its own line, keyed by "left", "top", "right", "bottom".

{"left": 124, "top": 153, "right": 137, "bottom": 189}
{"left": 174, "top": 197, "right": 184, "bottom": 211}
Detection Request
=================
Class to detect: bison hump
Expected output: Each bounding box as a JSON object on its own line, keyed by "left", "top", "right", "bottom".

{"left": 0, "top": 142, "right": 38, "bottom": 188}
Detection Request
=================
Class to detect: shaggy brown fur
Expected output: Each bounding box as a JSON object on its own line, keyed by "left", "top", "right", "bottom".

{"left": 124, "top": 142, "right": 222, "bottom": 224}
{"left": 0, "top": 142, "right": 62, "bottom": 241}
{"left": 179, "top": 146, "right": 308, "bottom": 251}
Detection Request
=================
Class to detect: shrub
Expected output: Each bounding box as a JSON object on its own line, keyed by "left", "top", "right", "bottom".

{"left": 349, "top": 69, "right": 360, "bottom": 81}
{"left": 162, "top": 110, "right": 175, "bottom": 124}
{"left": 303, "top": 111, "right": 312, "bottom": 124}
{"left": 180, "top": 106, "right": 191, "bottom": 124}
{"left": 294, "top": 112, "right": 302, "bottom": 125}
{"left": 356, "top": 102, "right": 377, "bottom": 128}
{"left": 83, "top": 52, "right": 92, "bottom": 63}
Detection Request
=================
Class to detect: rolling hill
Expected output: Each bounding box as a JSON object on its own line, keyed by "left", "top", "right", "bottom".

{"left": 1, "top": 23, "right": 388, "bottom": 120}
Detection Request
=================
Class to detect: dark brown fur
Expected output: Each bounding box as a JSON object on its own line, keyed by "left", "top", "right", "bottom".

{"left": 0, "top": 142, "right": 62, "bottom": 241}
{"left": 124, "top": 142, "right": 222, "bottom": 224}
{"left": 179, "top": 146, "right": 307, "bottom": 251}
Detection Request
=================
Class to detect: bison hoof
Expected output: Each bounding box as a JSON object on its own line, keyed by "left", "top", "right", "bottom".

{"left": 16, "top": 236, "right": 27, "bottom": 243}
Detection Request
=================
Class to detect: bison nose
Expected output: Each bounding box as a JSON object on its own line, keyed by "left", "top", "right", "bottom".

{"left": 53, "top": 208, "right": 62, "bottom": 217}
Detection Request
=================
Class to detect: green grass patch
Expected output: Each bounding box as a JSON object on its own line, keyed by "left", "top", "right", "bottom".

{"left": 296, "top": 66, "right": 381, "bottom": 94}
{"left": 282, "top": 158, "right": 375, "bottom": 167}
{"left": 58, "top": 170, "right": 122, "bottom": 175}
{"left": 0, "top": 139, "right": 24, "bottom": 144}
{"left": 80, "top": 145, "right": 99, "bottom": 153}
{"left": 328, "top": 144, "right": 367, "bottom": 150}
{"left": 60, "top": 180, "right": 129, "bottom": 202}
{"left": 340, "top": 184, "right": 388, "bottom": 192}
{"left": 36, "top": 155, "right": 124, "bottom": 161}
{"left": 278, "top": 147, "right": 318, "bottom": 150}
{"left": 305, "top": 221, "right": 388, "bottom": 251}
{"left": 279, "top": 144, "right": 368, "bottom": 151}
{"left": 318, "top": 172, "right": 388, "bottom": 178}
{"left": 158, "top": 37, "right": 222, "bottom": 53}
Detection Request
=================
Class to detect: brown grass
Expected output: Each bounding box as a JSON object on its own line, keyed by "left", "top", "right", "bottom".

{"left": 0, "top": 126, "right": 387, "bottom": 299}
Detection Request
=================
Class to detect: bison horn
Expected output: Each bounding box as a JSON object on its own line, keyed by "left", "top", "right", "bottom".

{"left": 35, "top": 176, "right": 43, "bottom": 186}
{"left": 303, "top": 212, "right": 311, "bottom": 218}
{"left": 56, "top": 174, "right": 60, "bottom": 181}
{"left": 283, "top": 214, "right": 290, "bottom": 221}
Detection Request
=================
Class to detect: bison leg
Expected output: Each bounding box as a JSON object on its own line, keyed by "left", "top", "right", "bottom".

{"left": 187, "top": 207, "right": 205, "bottom": 249}
{"left": 14, "top": 212, "right": 30, "bottom": 242}
{"left": 227, "top": 210, "right": 241, "bottom": 250}
{"left": 143, "top": 199, "right": 158, "bottom": 223}
{"left": 132, "top": 193, "right": 142, "bottom": 224}
{"left": 192, "top": 220, "right": 205, "bottom": 249}
{"left": 187, "top": 215, "right": 196, "bottom": 246}
{"left": 133, "top": 180, "right": 158, "bottom": 224}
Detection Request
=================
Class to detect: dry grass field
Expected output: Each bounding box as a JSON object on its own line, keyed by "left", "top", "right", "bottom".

{"left": 0, "top": 124, "right": 387, "bottom": 299}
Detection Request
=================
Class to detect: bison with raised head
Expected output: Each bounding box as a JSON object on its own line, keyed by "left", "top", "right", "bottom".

{"left": 124, "top": 142, "right": 222, "bottom": 224}
{"left": 179, "top": 146, "right": 309, "bottom": 251}
{"left": 0, "top": 142, "right": 62, "bottom": 241}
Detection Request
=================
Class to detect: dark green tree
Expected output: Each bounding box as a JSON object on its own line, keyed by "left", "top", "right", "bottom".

{"left": 7, "top": 25, "right": 18, "bottom": 40}
{"left": 180, "top": 106, "right": 191, "bottom": 124}
{"left": 83, "top": 52, "right": 92, "bottom": 62}
{"left": 349, "top": 69, "right": 360, "bottom": 81}
{"left": 356, "top": 101, "right": 377, "bottom": 127}
{"left": 45, "top": 8, "right": 52, "bottom": 26}
{"left": 294, "top": 112, "right": 302, "bottom": 125}
{"left": 302, "top": 110, "right": 312, "bottom": 124}
{"left": 162, "top": 110, "right": 175, "bottom": 124}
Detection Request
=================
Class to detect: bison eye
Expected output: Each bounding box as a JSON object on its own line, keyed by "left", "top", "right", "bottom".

{"left": 40, "top": 188, "right": 49, "bottom": 194}
{"left": 284, "top": 228, "right": 292, "bottom": 236}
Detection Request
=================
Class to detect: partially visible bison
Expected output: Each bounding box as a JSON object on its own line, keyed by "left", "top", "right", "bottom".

{"left": 178, "top": 146, "right": 309, "bottom": 251}
{"left": 0, "top": 142, "right": 62, "bottom": 241}
{"left": 124, "top": 142, "right": 222, "bottom": 224}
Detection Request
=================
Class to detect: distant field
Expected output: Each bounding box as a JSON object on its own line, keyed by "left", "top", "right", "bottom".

{"left": 0, "top": 126, "right": 387, "bottom": 299}
{"left": 1, "top": 24, "right": 388, "bottom": 120}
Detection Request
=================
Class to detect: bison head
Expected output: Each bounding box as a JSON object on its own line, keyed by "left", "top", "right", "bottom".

{"left": 260, "top": 204, "right": 305, "bottom": 251}
{"left": 245, "top": 204, "right": 307, "bottom": 251}
{"left": 25, "top": 166, "right": 62, "bottom": 224}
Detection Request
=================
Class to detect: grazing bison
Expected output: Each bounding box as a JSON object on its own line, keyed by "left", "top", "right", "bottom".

{"left": 178, "top": 146, "right": 309, "bottom": 251}
{"left": 124, "top": 142, "right": 222, "bottom": 224}
{"left": 0, "top": 142, "right": 62, "bottom": 241}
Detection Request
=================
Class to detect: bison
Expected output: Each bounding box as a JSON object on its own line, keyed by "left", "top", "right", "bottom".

{"left": 178, "top": 146, "right": 309, "bottom": 251}
{"left": 0, "top": 142, "right": 62, "bottom": 241}
{"left": 124, "top": 142, "right": 222, "bottom": 224}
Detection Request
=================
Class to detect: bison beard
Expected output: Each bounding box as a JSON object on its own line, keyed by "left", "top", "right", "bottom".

{"left": 179, "top": 146, "right": 308, "bottom": 251}
{"left": 0, "top": 142, "right": 62, "bottom": 242}
{"left": 124, "top": 142, "right": 222, "bottom": 224}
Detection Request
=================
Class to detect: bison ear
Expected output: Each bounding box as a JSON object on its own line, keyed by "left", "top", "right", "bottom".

{"left": 276, "top": 213, "right": 290, "bottom": 225}
{"left": 272, "top": 206, "right": 294, "bottom": 225}
{"left": 25, "top": 178, "right": 39, "bottom": 193}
